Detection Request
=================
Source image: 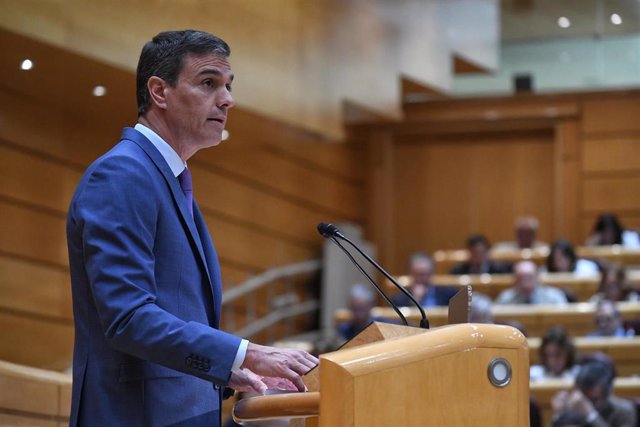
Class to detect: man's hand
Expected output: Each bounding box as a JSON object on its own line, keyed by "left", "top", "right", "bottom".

{"left": 240, "top": 343, "right": 319, "bottom": 392}
{"left": 564, "top": 389, "right": 596, "bottom": 418}
{"left": 552, "top": 389, "right": 597, "bottom": 419}
{"left": 228, "top": 368, "right": 267, "bottom": 395}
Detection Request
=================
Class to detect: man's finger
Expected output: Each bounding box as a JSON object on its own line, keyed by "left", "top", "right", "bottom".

{"left": 282, "top": 369, "right": 306, "bottom": 392}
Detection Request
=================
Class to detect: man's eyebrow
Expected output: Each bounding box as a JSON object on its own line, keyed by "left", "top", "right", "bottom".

{"left": 197, "top": 69, "right": 234, "bottom": 82}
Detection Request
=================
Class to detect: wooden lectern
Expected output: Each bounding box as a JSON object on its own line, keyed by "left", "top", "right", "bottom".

{"left": 233, "top": 321, "right": 529, "bottom": 426}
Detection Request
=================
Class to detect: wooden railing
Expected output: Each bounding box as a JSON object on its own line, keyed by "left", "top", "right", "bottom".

{"left": 221, "top": 259, "right": 321, "bottom": 343}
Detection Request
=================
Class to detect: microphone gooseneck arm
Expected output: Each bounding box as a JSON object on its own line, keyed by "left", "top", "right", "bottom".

{"left": 321, "top": 223, "right": 429, "bottom": 329}
{"left": 329, "top": 236, "right": 408, "bottom": 326}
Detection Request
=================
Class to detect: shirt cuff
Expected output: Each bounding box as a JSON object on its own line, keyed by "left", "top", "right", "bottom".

{"left": 231, "top": 339, "right": 249, "bottom": 371}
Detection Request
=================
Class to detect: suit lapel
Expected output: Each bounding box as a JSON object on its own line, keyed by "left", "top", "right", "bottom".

{"left": 193, "top": 202, "right": 223, "bottom": 327}
{"left": 121, "top": 128, "right": 214, "bottom": 293}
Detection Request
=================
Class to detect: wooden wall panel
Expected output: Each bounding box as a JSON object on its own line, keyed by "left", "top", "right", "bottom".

{"left": 0, "top": 202, "right": 68, "bottom": 268}
{"left": 582, "top": 97, "right": 640, "bottom": 134}
{"left": 0, "top": 257, "right": 70, "bottom": 320}
{"left": 194, "top": 145, "right": 362, "bottom": 220}
{"left": 0, "top": 311, "right": 73, "bottom": 371}
{"left": 0, "top": 144, "right": 81, "bottom": 213}
{"left": 191, "top": 165, "right": 339, "bottom": 246}
{"left": 203, "top": 214, "right": 317, "bottom": 271}
{"left": 582, "top": 177, "right": 640, "bottom": 213}
{"left": 391, "top": 132, "right": 554, "bottom": 272}
{"left": 554, "top": 120, "right": 580, "bottom": 241}
{"left": 582, "top": 137, "right": 640, "bottom": 173}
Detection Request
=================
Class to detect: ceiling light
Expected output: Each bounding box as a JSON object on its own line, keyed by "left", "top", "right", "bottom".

{"left": 610, "top": 13, "right": 622, "bottom": 25}
{"left": 221, "top": 129, "right": 230, "bottom": 141}
{"left": 20, "top": 59, "right": 33, "bottom": 70}
{"left": 92, "top": 85, "right": 107, "bottom": 97}
{"left": 557, "top": 16, "right": 571, "bottom": 29}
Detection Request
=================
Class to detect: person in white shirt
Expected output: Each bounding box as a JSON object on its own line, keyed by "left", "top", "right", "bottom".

{"left": 544, "top": 239, "right": 599, "bottom": 277}
{"left": 495, "top": 260, "right": 568, "bottom": 305}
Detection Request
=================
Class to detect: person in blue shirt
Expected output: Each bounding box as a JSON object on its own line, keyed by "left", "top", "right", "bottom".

{"left": 588, "top": 300, "right": 634, "bottom": 338}
{"left": 392, "top": 252, "right": 456, "bottom": 308}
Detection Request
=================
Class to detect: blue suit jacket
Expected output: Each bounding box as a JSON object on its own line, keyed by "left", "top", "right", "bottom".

{"left": 66, "top": 128, "right": 241, "bottom": 426}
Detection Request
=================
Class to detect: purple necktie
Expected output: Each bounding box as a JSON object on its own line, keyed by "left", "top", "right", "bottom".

{"left": 178, "top": 168, "right": 193, "bottom": 216}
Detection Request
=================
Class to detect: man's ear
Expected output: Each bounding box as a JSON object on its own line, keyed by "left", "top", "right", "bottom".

{"left": 147, "top": 76, "right": 169, "bottom": 110}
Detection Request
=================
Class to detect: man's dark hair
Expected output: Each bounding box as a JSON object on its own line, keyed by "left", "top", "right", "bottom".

{"left": 136, "top": 29, "right": 231, "bottom": 117}
{"left": 576, "top": 362, "right": 614, "bottom": 396}
{"left": 467, "top": 234, "right": 490, "bottom": 249}
{"left": 546, "top": 239, "right": 577, "bottom": 272}
{"left": 540, "top": 326, "right": 575, "bottom": 371}
{"left": 592, "top": 213, "right": 624, "bottom": 245}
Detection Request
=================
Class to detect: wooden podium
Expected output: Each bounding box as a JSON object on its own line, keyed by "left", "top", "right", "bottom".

{"left": 233, "top": 321, "right": 529, "bottom": 426}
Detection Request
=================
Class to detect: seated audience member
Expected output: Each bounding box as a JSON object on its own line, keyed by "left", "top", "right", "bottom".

{"left": 492, "top": 216, "right": 549, "bottom": 253}
{"left": 392, "top": 252, "right": 457, "bottom": 308}
{"left": 552, "top": 362, "right": 636, "bottom": 427}
{"left": 337, "top": 284, "right": 378, "bottom": 341}
{"left": 470, "top": 293, "right": 494, "bottom": 324}
{"left": 588, "top": 301, "right": 634, "bottom": 338}
{"left": 451, "top": 234, "right": 511, "bottom": 275}
{"left": 585, "top": 213, "right": 640, "bottom": 248}
{"left": 530, "top": 326, "right": 579, "bottom": 381}
{"left": 590, "top": 264, "right": 639, "bottom": 303}
{"left": 495, "top": 260, "right": 568, "bottom": 305}
{"left": 544, "top": 239, "right": 599, "bottom": 277}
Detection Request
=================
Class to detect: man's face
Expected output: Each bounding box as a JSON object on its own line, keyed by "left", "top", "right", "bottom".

{"left": 469, "top": 243, "right": 488, "bottom": 267}
{"left": 552, "top": 248, "right": 572, "bottom": 272}
{"left": 410, "top": 259, "right": 433, "bottom": 287}
{"left": 163, "top": 53, "right": 235, "bottom": 155}
{"left": 595, "top": 304, "right": 621, "bottom": 335}
{"left": 350, "top": 298, "right": 373, "bottom": 325}
{"left": 516, "top": 226, "right": 535, "bottom": 249}
{"left": 543, "top": 343, "right": 568, "bottom": 376}
{"left": 602, "top": 272, "right": 622, "bottom": 301}
{"left": 515, "top": 262, "right": 537, "bottom": 297}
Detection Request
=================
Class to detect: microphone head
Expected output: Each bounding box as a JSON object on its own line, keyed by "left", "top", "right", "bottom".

{"left": 317, "top": 222, "right": 340, "bottom": 238}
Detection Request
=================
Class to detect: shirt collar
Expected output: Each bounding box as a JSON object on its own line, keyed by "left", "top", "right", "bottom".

{"left": 134, "top": 123, "right": 186, "bottom": 177}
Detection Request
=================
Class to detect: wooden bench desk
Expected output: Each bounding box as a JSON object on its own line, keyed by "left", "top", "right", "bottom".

{"left": 433, "top": 246, "right": 640, "bottom": 274}
{"left": 336, "top": 302, "right": 640, "bottom": 338}
{"left": 392, "top": 271, "right": 640, "bottom": 302}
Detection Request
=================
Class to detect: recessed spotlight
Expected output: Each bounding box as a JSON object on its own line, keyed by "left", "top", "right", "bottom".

{"left": 20, "top": 59, "right": 33, "bottom": 71}
{"left": 221, "top": 129, "right": 230, "bottom": 141}
{"left": 558, "top": 16, "right": 571, "bottom": 29}
{"left": 92, "top": 85, "right": 107, "bottom": 97}
{"left": 610, "top": 13, "right": 622, "bottom": 25}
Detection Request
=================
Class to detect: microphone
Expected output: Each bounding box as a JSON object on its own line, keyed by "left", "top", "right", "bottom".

{"left": 317, "top": 223, "right": 429, "bottom": 329}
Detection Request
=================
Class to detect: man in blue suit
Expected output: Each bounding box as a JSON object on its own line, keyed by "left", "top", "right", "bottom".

{"left": 66, "top": 30, "right": 318, "bottom": 426}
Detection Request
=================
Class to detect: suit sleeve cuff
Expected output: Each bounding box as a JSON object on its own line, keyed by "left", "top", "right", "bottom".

{"left": 231, "top": 339, "right": 249, "bottom": 371}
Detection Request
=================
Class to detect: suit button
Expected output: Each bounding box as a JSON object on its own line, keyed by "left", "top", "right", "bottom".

{"left": 214, "top": 384, "right": 220, "bottom": 390}
{"left": 185, "top": 357, "right": 193, "bottom": 367}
